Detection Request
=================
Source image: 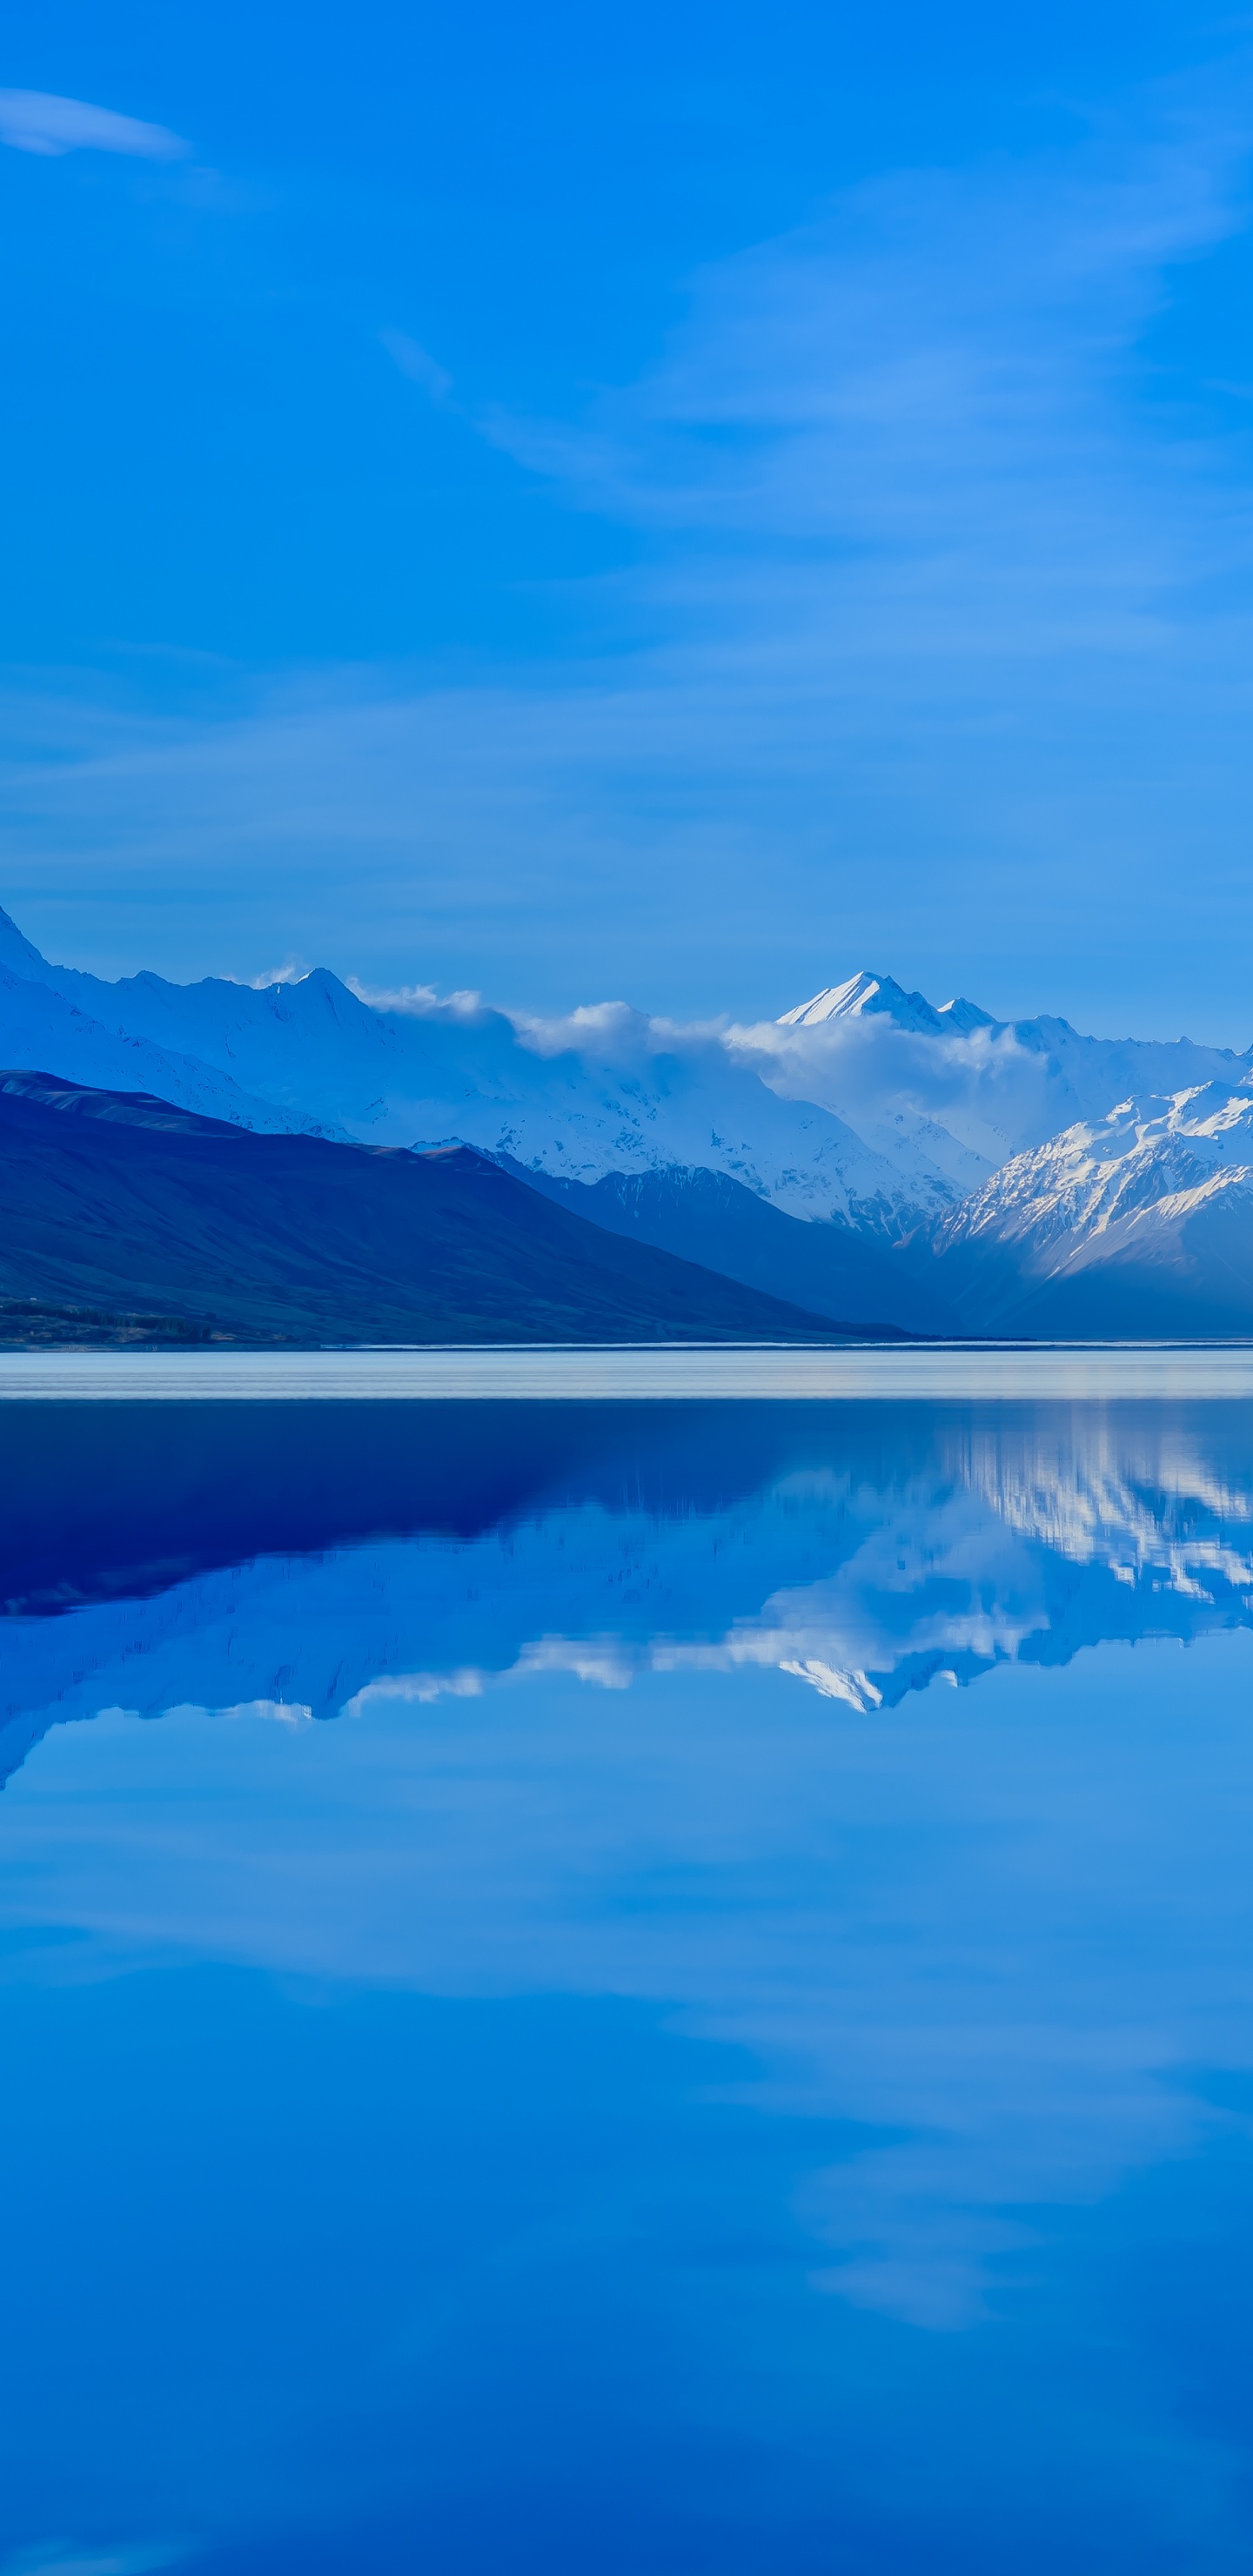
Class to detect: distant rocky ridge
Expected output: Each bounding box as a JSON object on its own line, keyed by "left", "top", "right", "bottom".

{"left": 1, "top": 902, "right": 1251, "bottom": 1335}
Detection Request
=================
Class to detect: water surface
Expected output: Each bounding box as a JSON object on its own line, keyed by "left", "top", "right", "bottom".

{"left": 4, "top": 1383, "right": 1253, "bottom": 2572}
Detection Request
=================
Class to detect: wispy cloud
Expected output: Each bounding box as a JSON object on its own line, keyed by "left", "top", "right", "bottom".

{"left": 7, "top": 67, "right": 1253, "bottom": 1028}
{"left": 245, "top": 960, "right": 312, "bottom": 989}
{"left": 379, "top": 327, "right": 452, "bottom": 401}
{"left": 490, "top": 83, "right": 1253, "bottom": 643}
{"left": 0, "top": 91, "right": 190, "bottom": 161}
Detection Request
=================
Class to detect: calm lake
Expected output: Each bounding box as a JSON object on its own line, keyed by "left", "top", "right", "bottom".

{"left": 5, "top": 1355, "right": 1253, "bottom": 2571}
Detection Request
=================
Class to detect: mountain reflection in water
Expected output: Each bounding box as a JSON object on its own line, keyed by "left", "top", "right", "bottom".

{"left": 5, "top": 1395, "right": 1253, "bottom": 1768}
{"left": 7, "top": 1393, "right": 1253, "bottom": 2573}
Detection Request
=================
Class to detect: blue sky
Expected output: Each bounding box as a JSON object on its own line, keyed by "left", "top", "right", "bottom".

{"left": 3, "top": 1, "right": 1253, "bottom": 1031}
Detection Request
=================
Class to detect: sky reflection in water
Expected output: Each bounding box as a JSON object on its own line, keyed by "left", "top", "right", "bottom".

{"left": 3, "top": 1395, "right": 1253, "bottom": 2573}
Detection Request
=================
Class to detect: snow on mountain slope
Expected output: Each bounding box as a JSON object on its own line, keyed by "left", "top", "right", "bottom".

{"left": 926, "top": 1083, "right": 1253, "bottom": 1332}
{"left": 997, "top": 1012, "right": 1253, "bottom": 1134}
{"left": 780, "top": 971, "right": 964, "bottom": 1036}
{"left": 742, "top": 970, "right": 1253, "bottom": 1174}
{"left": 0, "top": 909, "right": 958, "bottom": 1235}
{"left": 780, "top": 969, "right": 995, "bottom": 1045}
{"left": 6, "top": 896, "right": 1249, "bottom": 1276}
{"left": 935, "top": 1083, "right": 1253, "bottom": 1261}
{"left": 420, "top": 1011, "right": 955, "bottom": 1233}
{"left": 0, "top": 958, "right": 341, "bottom": 1138}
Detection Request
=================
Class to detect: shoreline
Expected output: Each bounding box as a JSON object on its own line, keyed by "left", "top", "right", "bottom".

{"left": 3, "top": 1341, "right": 1253, "bottom": 1399}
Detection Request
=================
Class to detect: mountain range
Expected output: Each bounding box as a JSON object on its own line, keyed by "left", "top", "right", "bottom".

{"left": 1, "top": 902, "right": 1251, "bottom": 1336}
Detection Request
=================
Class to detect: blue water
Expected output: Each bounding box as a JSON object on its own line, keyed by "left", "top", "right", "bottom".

{"left": 5, "top": 1392, "right": 1253, "bottom": 2572}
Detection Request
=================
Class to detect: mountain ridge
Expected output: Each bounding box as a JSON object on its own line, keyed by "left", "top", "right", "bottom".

{"left": 925, "top": 1083, "right": 1253, "bottom": 1334}
{"left": 0, "top": 910, "right": 957, "bottom": 1236}
{"left": 499, "top": 1157, "right": 947, "bottom": 1334}
{"left": 0, "top": 1069, "right": 863, "bottom": 1346}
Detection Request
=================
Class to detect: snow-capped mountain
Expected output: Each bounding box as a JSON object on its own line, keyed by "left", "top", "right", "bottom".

{"left": 7, "top": 901, "right": 1243, "bottom": 1235}
{"left": 0, "top": 909, "right": 967, "bottom": 1237}
{"left": 927, "top": 1083, "right": 1253, "bottom": 1333}
{"left": 780, "top": 970, "right": 978, "bottom": 1036}
{"left": 780, "top": 969, "right": 1006, "bottom": 1042}
{"left": 748, "top": 971, "right": 1253, "bottom": 1172}
{"left": 5, "top": 896, "right": 1253, "bottom": 1333}
{"left": 0, "top": 956, "right": 340, "bottom": 1138}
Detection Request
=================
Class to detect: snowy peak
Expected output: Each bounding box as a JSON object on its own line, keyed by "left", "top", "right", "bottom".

{"left": 935, "top": 995, "right": 997, "bottom": 1036}
{"left": 779, "top": 971, "right": 887, "bottom": 1027}
{"left": 780, "top": 971, "right": 1002, "bottom": 1041}
{"left": 779, "top": 971, "right": 954, "bottom": 1036}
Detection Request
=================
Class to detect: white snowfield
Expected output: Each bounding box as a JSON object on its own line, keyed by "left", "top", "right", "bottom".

{"left": 1, "top": 902, "right": 1251, "bottom": 1314}
{"left": 933, "top": 1086, "right": 1253, "bottom": 1282}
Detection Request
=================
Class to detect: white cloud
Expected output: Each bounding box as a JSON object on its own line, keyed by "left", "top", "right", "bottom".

{"left": 347, "top": 976, "right": 486, "bottom": 1018}
{"left": 513, "top": 1636, "right": 635, "bottom": 1687}
{"left": 379, "top": 327, "right": 452, "bottom": 400}
{"left": 486, "top": 87, "right": 1250, "bottom": 582}
{"left": 345, "top": 1667, "right": 486, "bottom": 1711}
{"left": 0, "top": 91, "right": 189, "bottom": 161}
{"left": 245, "top": 961, "right": 312, "bottom": 989}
